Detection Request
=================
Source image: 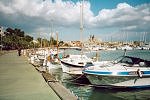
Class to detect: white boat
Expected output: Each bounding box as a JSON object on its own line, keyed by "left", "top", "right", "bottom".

{"left": 29, "top": 49, "right": 47, "bottom": 65}
{"left": 83, "top": 56, "right": 150, "bottom": 88}
{"left": 106, "top": 47, "right": 117, "bottom": 51}
{"left": 120, "top": 45, "right": 133, "bottom": 50}
{"left": 60, "top": 54, "right": 93, "bottom": 75}
{"left": 43, "top": 49, "right": 63, "bottom": 68}
{"left": 121, "top": 45, "right": 133, "bottom": 50}
{"left": 44, "top": 31, "right": 63, "bottom": 69}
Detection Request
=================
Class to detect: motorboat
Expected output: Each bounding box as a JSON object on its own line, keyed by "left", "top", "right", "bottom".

{"left": 60, "top": 54, "right": 93, "bottom": 75}
{"left": 83, "top": 56, "right": 150, "bottom": 88}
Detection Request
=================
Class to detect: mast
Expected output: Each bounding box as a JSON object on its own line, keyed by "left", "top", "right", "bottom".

{"left": 80, "top": 0, "right": 84, "bottom": 56}
{"left": 56, "top": 32, "right": 59, "bottom": 59}
{"left": 144, "top": 32, "right": 147, "bottom": 44}
{"left": 39, "top": 33, "right": 42, "bottom": 48}
{"left": 50, "top": 19, "right": 54, "bottom": 49}
{"left": 0, "top": 27, "right": 3, "bottom": 51}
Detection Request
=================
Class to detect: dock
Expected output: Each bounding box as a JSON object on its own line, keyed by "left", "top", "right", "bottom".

{"left": 48, "top": 82, "right": 78, "bottom": 100}
{"left": 35, "top": 67, "right": 78, "bottom": 100}
{"left": 0, "top": 51, "right": 60, "bottom": 100}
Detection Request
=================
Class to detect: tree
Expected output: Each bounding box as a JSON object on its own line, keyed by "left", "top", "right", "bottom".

{"left": 42, "top": 39, "right": 49, "bottom": 47}
{"left": 14, "top": 28, "right": 24, "bottom": 37}
{"left": 5, "top": 27, "right": 14, "bottom": 36}
{"left": 2, "top": 27, "right": 34, "bottom": 50}
{"left": 50, "top": 36, "right": 57, "bottom": 46}
{"left": 25, "top": 35, "right": 33, "bottom": 42}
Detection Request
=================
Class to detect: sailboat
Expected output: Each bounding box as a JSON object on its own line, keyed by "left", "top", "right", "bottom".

{"left": 43, "top": 24, "right": 63, "bottom": 69}
{"left": 60, "top": 0, "right": 94, "bottom": 75}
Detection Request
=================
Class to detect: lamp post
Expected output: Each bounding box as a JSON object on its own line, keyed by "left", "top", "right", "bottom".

{"left": 0, "top": 27, "right": 4, "bottom": 51}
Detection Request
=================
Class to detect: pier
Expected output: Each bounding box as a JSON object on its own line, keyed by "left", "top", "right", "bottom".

{"left": 34, "top": 65, "right": 78, "bottom": 100}
{"left": 0, "top": 51, "right": 59, "bottom": 100}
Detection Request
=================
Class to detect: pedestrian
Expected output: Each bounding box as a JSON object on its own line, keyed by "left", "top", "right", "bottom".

{"left": 18, "top": 47, "right": 21, "bottom": 56}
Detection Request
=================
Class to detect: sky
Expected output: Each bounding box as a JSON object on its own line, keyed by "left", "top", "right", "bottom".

{"left": 0, "top": 0, "right": 150, "bottom": 42}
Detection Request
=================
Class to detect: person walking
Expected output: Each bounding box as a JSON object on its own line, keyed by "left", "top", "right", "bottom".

{"left": 18, "top": 47, "right": 21, "bottom": 56}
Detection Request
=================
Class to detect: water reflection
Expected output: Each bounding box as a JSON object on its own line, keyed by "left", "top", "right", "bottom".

{"left": 89, "top": 87, "right": 150, "bottom": 100}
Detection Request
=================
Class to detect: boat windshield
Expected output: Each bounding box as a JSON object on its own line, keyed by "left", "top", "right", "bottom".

{"left": 85, "top": 62, "right": 94, "bottom": 67}
{"left": 115, "top": 56, "right": 150, "bottom": 67}
{"left": 115, "top": 56, "right": 136, "bottom": 64}
{"left": 120, "top": 57, "right": 133, "bottom": 64}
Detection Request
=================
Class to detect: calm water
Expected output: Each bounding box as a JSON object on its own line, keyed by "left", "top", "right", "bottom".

{"left": 49, "top": 49, "right": 150, "bottom": 100}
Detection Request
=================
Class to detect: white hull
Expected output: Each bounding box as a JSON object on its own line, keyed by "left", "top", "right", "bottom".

{"left": 60, "top": 54, "right": 93, "bottom": 75}
{"left": 86, "top": 74, "right": 150, "bottom": 88}
{"left": 83, "top": 55, "right": 150, "bottom": 88}
{"left": 61, "top": 61, "right": 83, "bottom": 75}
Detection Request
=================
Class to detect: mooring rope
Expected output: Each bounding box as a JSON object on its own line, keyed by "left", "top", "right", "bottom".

{"left": 66, "top": 74, "right": 85, "bottom": 82}
{"left": 61, "top": 79, "right": 94, "bottom": 87}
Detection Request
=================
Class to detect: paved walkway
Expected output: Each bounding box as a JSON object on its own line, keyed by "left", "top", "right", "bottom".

{"left": 0, "top": 51, "right": 60, "bottom": 100}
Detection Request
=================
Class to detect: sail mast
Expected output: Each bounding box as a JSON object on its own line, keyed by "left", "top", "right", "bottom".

{"left": 50, "top": 19, "right": 54, "bottom": 49}
{"left": 56, "top": 32, "right": 59, "bottom": 59}
{"left": 80, "top": 0, "right": 84, "bottom": 55}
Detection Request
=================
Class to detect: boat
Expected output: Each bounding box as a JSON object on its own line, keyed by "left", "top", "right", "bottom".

{"left": 43, "top": 48, "right": 63, "bottom": 68}
{"left": 120, "top": 45, "right": 133, "bottom": 50}
{"left": 83, "top": 55, "right": 150, "bottom": 88}
{"left": 60, "top": 54, "right": 93, "bottom": 74}
{"left": 29, "top": 48, "right": 48, "bottom": 66}
{"left": 43, "top": 31, "right": 63, "bottom": 70}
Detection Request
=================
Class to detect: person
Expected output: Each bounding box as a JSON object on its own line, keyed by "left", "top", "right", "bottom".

{"left": 18, "top": 47, "right": 21, "bottom": 56}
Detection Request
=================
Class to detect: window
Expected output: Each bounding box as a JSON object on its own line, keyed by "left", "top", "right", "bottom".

{"left": 85, "top": 62, "right": 94, "bottom": 67}
{"left": 121, "top": 57, "right": 133, "bottom": 64}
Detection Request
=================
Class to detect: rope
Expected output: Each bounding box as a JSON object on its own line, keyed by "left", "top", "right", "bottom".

{"left": 62, "top": 80, "right": 93, "bottom": 87}
{"left": 68, "top": 74, "right": 85, "bottom": 82}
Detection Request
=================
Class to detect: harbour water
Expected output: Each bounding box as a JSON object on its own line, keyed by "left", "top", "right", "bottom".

{"left": 49, "top": 49, "right": 150, "bottom": 100}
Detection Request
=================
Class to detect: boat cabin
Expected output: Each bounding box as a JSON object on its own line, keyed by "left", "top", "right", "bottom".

{"left": 117, "top": 56, "right": 150, "bottom": 67}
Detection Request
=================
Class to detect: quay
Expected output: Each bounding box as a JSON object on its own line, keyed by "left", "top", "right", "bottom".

{"left": 0, "top": 51, "right": 60, "bottom": 100}
{"left": 34, "top": 63, "right": 78, "bottom": 100}
{"left": 41, "top": 72, "right": 78, "bottom": 100}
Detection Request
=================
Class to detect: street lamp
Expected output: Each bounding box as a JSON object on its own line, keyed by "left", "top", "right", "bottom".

{"left": 0, "top": 27, "right": 4, "bottom": 51}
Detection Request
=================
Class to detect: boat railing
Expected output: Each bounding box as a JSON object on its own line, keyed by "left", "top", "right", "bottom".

{"left": 122, "top": 64, "right": 128, "bottom": 70}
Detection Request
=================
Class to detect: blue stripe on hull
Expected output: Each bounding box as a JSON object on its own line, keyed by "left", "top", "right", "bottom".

{"left": 83, "top": 70, "right": 150, "bottom": 76}
{"left": 85, "top": 72, "right": 150, "bottom": 88}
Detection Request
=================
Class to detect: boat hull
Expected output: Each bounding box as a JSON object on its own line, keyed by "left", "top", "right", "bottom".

{"left": 60, "top": 60, "right": 83, "bottom": 75}
{"left": 85, "top": 74, "right": 150, "bottom": 88}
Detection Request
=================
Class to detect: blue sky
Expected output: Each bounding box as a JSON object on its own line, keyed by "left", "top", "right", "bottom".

{"left": 65, "top": 0, "right": 150, "bottom": 15}
{"left": 90, "top": 0, "right": 150, "bottom": 15}
{"left": 0, "top": 0, "right": 150, "bottom": 42}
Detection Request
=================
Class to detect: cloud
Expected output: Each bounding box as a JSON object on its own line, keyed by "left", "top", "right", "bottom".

{"left": 93, "top": 3, "right": 150, "bottom": 31}
{"left": 0, "top": 0, "right": 149, "bottom": 41}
